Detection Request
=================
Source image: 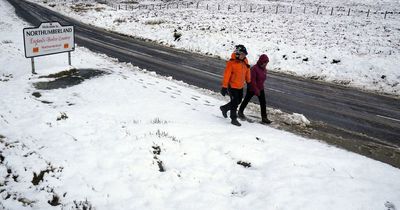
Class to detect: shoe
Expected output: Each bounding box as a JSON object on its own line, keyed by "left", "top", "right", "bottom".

{"left": 238, "top": 111, "right": 245, "bottom": 119}
{"left": 220, "top": 106, "right": 228, "bottom": 118}
{"left": 231, "top": 119, "right": 241, "bottom": 126}
{"left": 261, "top": 117, "right": 272, "bottom": 124}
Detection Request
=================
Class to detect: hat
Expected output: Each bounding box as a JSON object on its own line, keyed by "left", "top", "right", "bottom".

{"left": 234, "top": 44, "right": 248, "bottom": 55}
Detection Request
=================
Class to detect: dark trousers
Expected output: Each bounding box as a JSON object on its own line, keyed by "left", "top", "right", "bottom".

{"left": 239, "top": 88, "right": 267, "bottom": 118}
{"left": 221, "top": 88, "right": 243, "bottom": 120}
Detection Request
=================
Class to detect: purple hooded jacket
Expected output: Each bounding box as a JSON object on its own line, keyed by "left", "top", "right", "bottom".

{"left": 250, "top": 54, "right": 269, "bottom": 96}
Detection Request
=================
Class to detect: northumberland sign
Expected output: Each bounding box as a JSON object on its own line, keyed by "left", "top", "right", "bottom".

{"left": 23, "top": 22, "right": 75, "bottom": 58}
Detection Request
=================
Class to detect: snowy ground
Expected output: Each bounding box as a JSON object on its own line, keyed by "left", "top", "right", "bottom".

{"left": 30, "top": 0, "right": 400, "bottom": 97}
{"left": 1, "top": 0, "right": 400, "bottom": 209}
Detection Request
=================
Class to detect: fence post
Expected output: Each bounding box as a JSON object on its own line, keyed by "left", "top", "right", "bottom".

{"left": 348, "top": 8, "right": 351, "bottom": 16}
{"left": 160, "top": 4, "right": 161, "bottom": 10}
{"left": 240, "top": 5, "right": 242, "bottom": 12}
{"left": 367, "top": 9, "right": 370, "bottom": 17}
{"left": 176, "top": 3, "right": 178, "bottom": 9}
{"left": 206, "top": 4, "right": 208, "bottom": 10}
{"left": 384, "top": 11, "right": 388, "bottom": 19}
{"left": 275, "top": 5, "right": 278, "bottom": 14}
{"left": 118, "top": 4, "right": 120, "bottom": 10}
{"left": 196, "top": 2, "right": 199, "bottom": 9}
{"left": 228, "top": 5, "right": 231, "bottom": 11}
{"left": 263, "top": 6, "right": 265, "bottom": 12}
{"left": 290, "top": 6, "right": 292, "bottom": 14}
{"left": 303, "top": 6, "right": 306, "bottom": 14}
{"left": 187, "top": 3, "right": 189, "bottom": 8}
{"left": 250, "top": 5, "right": 252, "bottom": 12}
{"left": 218, "top": 4, "right": 220, "bottom": 10}
{"left": 330, "top": 7, "right": 333, "bottom": 15}
{"left": 316, "top": 7, "right": 319, "bottom": 14}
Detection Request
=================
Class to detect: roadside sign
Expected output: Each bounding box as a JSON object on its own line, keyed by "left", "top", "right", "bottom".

{"left": 23, "top": 21, "right": 75, "bottom": 58}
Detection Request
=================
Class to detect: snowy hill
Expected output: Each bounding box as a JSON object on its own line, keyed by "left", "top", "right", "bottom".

{"left": 29, "top": 0, "right": 400, "bottom": 96}
{"left": 1, "top": 0, "right": 400, "bottom": 209}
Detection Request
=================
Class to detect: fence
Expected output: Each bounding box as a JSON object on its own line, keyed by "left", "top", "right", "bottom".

{"left": 111, "top": 2, "right": 399, "bottom": 19}
{"left": 43, "top": 0, "right": 399, "bottom": 19}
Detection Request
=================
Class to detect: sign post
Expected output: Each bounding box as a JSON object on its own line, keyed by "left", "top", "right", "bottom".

{"left": 31, "top": 58, "right": 35, "bottom": 74}
{"left": 23, "top": 22, "right": 75, "bottom": 74}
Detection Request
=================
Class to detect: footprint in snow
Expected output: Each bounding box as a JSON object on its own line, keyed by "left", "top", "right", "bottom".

{"left": 385, "top": 201, "right": 396, "bottom": 210}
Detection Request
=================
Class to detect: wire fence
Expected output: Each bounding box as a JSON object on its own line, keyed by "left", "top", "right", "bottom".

{"left": 44, "top": 0, "right": 399, "bottom": 19}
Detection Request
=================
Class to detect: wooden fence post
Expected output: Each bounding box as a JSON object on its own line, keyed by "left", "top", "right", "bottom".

{"left": 263, "top": 6, "right": 265, "bottom": 13}
{"left": 316, "top": 7, "right": 319, "bottom": 14}
{"left": 367, "top": 9, "right": 370, "bottom": 17}
{"left": 228, "top": 5, "right": 231, "bottom": 11}
{"left": 240, "top": 5, "right": 242, "bottom": 12}
{"left": 303, "top": 6, "right": 306, "bottom": 14}
{"left": 290, "top": 6, "right": 292, "bottom": 14}
{"left": 206, "top": 4, "right": 208, "bottom": 10}
{"left": 250, "top": 5, "right": 252, "bottom": 12}
{"left": 330, "top": 7, "right": 334, "bottom": 15}
{"left": 196, "top": 2, "right": 199, "bottom": 9}
{"left": 348, "top": 8, "right": 351, "bottom": 16}
{"left": 384, "top": 11, "right": 388, "bottom": 19}
{"left": 218, "top": 4, "right": 220, "bottom": 10}
{"left": 275, "top": 5, "right": 278, "bottom": 14}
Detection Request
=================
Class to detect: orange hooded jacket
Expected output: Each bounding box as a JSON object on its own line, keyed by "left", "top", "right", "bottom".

{"left": 221, "top": 53, "right": 251, "bottom": 89}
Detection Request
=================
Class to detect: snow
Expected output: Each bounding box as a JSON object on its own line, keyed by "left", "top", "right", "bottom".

{"left": 1, "top": 0, "right": 400, "bottom": 209}
{"left": 29, "top": 0, "right": 400, "bottom": 97}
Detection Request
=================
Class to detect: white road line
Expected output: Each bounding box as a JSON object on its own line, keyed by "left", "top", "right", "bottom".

{"left": 376, "top": 115, "right": 400, "bottom": 123}
{"left": 267, "top": 88, "right": 286, "bottom": 94}
{"left": 181, "top": 64, "right": 222, "bottom": 78}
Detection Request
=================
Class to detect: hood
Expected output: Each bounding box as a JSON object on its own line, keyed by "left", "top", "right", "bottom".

{"left": 257, "top": 54, "right": 269, "bottom": 66}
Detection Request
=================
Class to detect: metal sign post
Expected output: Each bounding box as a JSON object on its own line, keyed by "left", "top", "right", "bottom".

{"left": 31, "top": 58, "right": 36, "bottom": 74}
{"left": 23, "top": 21, "right": 75, "bottom": 74}
{"left": 68, "top": 51, "right": 71, "bottom": 66}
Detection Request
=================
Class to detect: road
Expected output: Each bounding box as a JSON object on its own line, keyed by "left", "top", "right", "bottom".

{"left": 7, "top": 0, "right": 400, "bottom": 149}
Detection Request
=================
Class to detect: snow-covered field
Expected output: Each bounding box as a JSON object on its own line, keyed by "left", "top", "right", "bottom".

{"left": 1, "top": 0, "right": 400, "bottom": 209}
{"left": 30, "top": 0, "right": 400, "bottom": 97}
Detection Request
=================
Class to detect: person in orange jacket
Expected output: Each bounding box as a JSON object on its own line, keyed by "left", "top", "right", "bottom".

{"left": 220, "top": 45, "right": 251, "bottom": 126}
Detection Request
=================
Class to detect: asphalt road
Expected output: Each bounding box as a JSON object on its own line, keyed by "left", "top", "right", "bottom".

{"left": 8, "top": 0, "right": 400, "bottom": 147}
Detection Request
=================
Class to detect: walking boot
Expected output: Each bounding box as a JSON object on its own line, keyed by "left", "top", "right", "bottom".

{"left": 238, "top": 111, "right": 245, "bottom": 120}
{"left": 261, "top": 117, "right": 272, "bottom": 124}
{"left": 231, "top": 118, "right": 242, "bottom": 126}
{"left": 220, "top": 106, "right": 228, "bottom": 118}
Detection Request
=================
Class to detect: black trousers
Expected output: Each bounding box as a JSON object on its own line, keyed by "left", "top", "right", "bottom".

{"left": 239, "top": 88, "right": 267, "bottom": 119}
{"left": 221, "top": 88, "right": 243, "bottom": 120}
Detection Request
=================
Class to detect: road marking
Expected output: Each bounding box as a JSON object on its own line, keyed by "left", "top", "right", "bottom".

{"left": 376, "top": 115, "right": 400, "bottom": 123}
{"left": 267, "top": 88, "right": 286, "bottom": 94}
{"left": 181, "top": 64, "right": 222, "bottom": 78}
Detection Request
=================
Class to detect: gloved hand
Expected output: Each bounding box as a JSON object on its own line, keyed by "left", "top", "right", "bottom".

{"left": 220, "top": 87, "right": 228, "bottom": 96}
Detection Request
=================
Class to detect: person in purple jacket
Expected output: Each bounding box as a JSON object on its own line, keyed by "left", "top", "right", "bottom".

{"left": 238, "top": 54, "right": 272, "bottom": 124}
